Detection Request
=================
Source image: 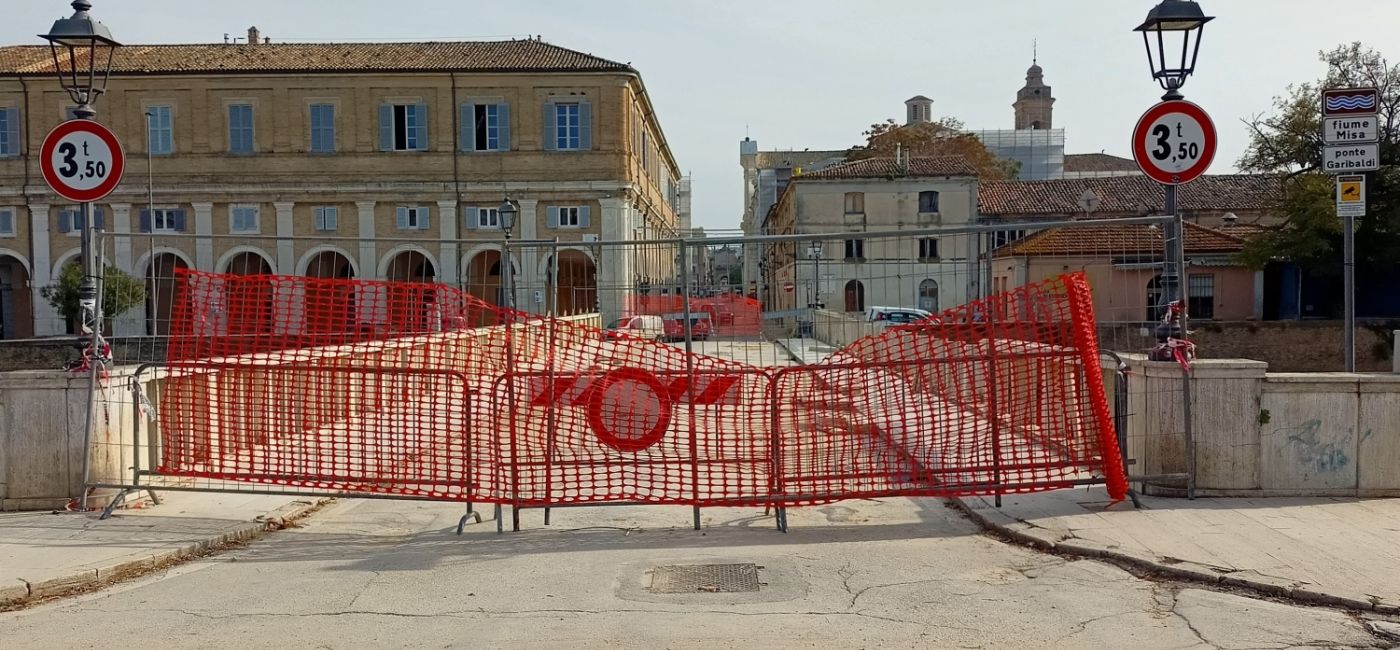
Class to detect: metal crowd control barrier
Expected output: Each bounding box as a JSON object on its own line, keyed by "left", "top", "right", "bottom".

{"left": 76, "top": 217, "right": 1197, "bottom": 531}
{"left": 91, "top": 362, "right": 482, "bottom": 523}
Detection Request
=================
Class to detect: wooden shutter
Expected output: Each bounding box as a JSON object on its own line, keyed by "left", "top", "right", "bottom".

{"left": 497, "top": 103, "right": 511, "bottom": 151}
{"left": 459, "top": 103, "right": 474, "bottom": 152}
{"left": 579, "top": 100, "right": 592, "bottom": 150}
{"left": 378, "top": 104, "right": 393, "bottom": 151}
{"left": 542, "top": 102, "right": 557, "bottom": 151}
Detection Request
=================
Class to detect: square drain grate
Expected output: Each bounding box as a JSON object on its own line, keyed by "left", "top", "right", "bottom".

{"left": 648, "top": 563, "right": 761, "bottom": 593}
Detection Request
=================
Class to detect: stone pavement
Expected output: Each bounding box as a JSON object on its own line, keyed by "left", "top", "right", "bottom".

{"left": 774, "top": 337, "right": 836, "bottom": 365}
{"left": 1, "top": 492, "right": 324, "bottom": 608}
{"left": 778, "top": 333, "right": 1400, "bottom": 616}
{"left": 5, "top": 496, "right": 1396, "bottom": 648}
{"left": 959, "top": 487, "right": 1400, "bottom": 614}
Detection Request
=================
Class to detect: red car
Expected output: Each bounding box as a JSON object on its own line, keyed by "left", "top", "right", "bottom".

{"left": 602, "top": 315, "right": 664, "bottom": 342}
{"left": 662, "top": 313, "right": 714, "bottom": 341}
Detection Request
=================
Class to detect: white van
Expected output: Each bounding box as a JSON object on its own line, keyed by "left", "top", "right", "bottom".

{"left": 602, "top": 314, "right": 665, "bottom": 342}
{"left": 864, "top": 306, "right": 934, "bottom": 326}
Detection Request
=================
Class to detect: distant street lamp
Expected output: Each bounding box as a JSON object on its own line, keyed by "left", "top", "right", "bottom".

{"left": 807, "top": 243, "right": 824, "bottom": 310}
{"left": 1134, "top": 0, "right": 1213, "bottom": 100}
{"left": 497, "top": 198, "right": 518, "bottom": 310}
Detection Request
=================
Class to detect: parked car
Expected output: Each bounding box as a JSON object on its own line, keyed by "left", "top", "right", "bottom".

{"left": 602, "top": 315, "right": 664, "bottom": 341}
{"left": 864, "top": 306, "right": 936, "bottom": 326}
{"left": 662, "top": 312, "right": 714, "bottom": 341}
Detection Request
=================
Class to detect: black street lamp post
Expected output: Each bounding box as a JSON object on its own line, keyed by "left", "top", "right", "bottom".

{"left": 41, "top": 1, "right": 119, "bottom": 340}
{"left": 1134, "top": 0, "right": 1212, "bottom": 357}
{"left": 497, "top": 198, "right": 518, "bottom": 310}
{"left": 1135, "top": 0, "right": 1212, "bottom": 500}
{"left": 41, "top": 0, "right": 119, "bottom": 512}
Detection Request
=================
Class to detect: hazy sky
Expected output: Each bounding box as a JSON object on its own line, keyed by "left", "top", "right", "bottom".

{"left": 8, "top": 1, "right": 1400, "bottom": 230}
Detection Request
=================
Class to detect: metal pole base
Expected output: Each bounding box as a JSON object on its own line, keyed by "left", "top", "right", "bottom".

{"left": 456, "top": 511, "right": 483, "bottom": 534}
{"left": 97, "top": 488, "right": 137, "bottom": 520}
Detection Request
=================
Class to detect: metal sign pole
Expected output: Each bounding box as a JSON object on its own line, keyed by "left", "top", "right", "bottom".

{"left": 1344, "top": 208, "right": 1356, "bottom": 372}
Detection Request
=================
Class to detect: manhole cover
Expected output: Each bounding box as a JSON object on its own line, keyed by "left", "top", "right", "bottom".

{"left": 648, "top": 563, "right": 761, "bottom": 593}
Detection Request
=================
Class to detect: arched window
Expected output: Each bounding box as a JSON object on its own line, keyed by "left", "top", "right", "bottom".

{"left": 1145, "top": 275, "right": 1164, "bottom": 322}
{"left": 844, "top": 279, "right": 865, "bottom": 313}
{"left": 918, "top": 279, "right": 939, "bottom": 312}
{"left": 843, "top": 192, "right": 864, "bottom": 214}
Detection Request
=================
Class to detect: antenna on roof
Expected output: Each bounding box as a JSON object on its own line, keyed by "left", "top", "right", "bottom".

{"left": 1033, "top": 39, "right": 1037, "bottom": 65}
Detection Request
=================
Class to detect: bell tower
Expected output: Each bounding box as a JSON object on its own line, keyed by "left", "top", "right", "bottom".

{"left": 1014, "top": 48, "right": 1055, "bottom": 130}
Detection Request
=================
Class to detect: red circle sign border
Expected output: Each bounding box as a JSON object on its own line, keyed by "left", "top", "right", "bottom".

{"left": 1131, "top": 100, "right": 1217, "bottom": 186}
{"left": 40, "top": 119, "right": 126, "bottom": 203}
{"left": 585, "top": 366, "right": 673, "bottom": 453}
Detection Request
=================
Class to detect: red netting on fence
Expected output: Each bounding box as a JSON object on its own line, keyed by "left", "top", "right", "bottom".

{"left": 156, "top": 269, "right": 1126, "bottom": 505}
{"left": 624, "top": 293, "right": 763, "bottom": 338}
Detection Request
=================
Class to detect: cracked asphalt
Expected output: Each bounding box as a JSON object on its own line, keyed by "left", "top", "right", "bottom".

{"left": 1, "top": 496, "right": 1392, "bottom": 649}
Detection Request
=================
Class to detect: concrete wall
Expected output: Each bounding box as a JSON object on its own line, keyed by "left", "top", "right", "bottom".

{"left": 1112, "top": 353, "right": 1400, "bottom": 497}
{"left": 0, "top": 368, "right": 136, "bottom": 510}
{"left": 812, "top": 309, "right": 879, "bottom": 348}
{"left": 0, "top": 313, "right": 600, "bottom": 510}
{"left": 1099, "top": 321, "right": 1396, "bottom": 372}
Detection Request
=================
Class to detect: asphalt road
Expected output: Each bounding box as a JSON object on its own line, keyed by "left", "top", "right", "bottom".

{"left": 1, "top": 496, "right": 1388, "bottom": 649}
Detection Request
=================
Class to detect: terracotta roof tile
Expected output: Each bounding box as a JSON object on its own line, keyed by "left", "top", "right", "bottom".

{"left": 979, "top": 174, "right": 1283, "bottom": 215}
{"left": 797, "top": 156, "right": 978, "bottom": 180}
{"left": 753, "top": 150, "right": 847, "bottom": 170}
{"left": 0, "top": 40, "right": 631, "bottom": 75}
{"left": 993, "top": 221, "right": 1247, "bottom": 257}
{"left": 1063, "top": 152, "right": 1139, "bottom": 173}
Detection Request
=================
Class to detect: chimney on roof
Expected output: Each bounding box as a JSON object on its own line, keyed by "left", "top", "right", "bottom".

{"left": 895, "top": 143, "right": 908, "bottom": 174}
{"left": 247, "top": 26, "right": 260, "bottom": 46}
{"left": 1221, "top": 212, "right": 1238, "bottom": 227}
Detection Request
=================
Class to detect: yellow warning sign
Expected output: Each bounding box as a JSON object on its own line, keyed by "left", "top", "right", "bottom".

{"left": 1336, "top": 175, "right": 1366, "bottom": 217}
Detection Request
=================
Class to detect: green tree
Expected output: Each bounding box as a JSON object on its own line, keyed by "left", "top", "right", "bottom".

{"left": 41, "top": 264, "right": 146, "bottom": 330}
{"left": 847, "top": 116, "right": 1017, "bottom": 180}
{"left": 1237, "top": 43, "right": 1400, "bottom": 277}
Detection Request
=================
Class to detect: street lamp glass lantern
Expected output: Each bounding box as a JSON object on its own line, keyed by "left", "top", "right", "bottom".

{"left": 39, "top": 1, "right": 120, "bottom": 115}
{"left": 1133, "top": 0, "right": 1212, "bottom": 98}
{"left": 497, "top": 198, "right": 516, "bottom": 233}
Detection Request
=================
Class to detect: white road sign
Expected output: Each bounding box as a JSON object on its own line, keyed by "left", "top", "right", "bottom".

{"left": 1323, "top": 116, "right": 1379, "bottom": 145}
{"left": 1131, "top": 100, "right": 1217, "bottom": 185}
{"left": 39, "top": 119, "right": 125, "bottom": 203}
{"left": 1323, "top": 143, "right": 1381, "bottom": 173}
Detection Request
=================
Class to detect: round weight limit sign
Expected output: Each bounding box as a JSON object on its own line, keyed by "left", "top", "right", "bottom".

{"left": 1131, "top": 100, "right": 1217, "bottom": 185}
{"left": 40, "top": 119, "right": 126, "bottom": 203}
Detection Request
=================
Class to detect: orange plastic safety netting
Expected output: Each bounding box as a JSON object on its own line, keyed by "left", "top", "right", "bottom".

{"left": 156, "top": 269, "right": 1126, "bottom": 505}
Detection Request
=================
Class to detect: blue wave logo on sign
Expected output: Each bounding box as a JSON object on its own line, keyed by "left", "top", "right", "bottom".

{"left": 1325, "top": 94, "right": 1377, "bottom": 111}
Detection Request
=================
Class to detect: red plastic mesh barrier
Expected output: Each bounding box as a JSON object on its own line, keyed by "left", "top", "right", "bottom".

{"left": 157, "top": 269, "right": 1126, "bottom": 505}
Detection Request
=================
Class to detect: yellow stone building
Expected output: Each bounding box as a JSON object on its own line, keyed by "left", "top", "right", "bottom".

{"left": 0, "top": 33, "right": 683, "bottom": 338}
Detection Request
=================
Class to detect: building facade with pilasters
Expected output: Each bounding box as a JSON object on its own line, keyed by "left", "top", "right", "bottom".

{"left": 0, "top": 34, "right": 682, "bottom": 338}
